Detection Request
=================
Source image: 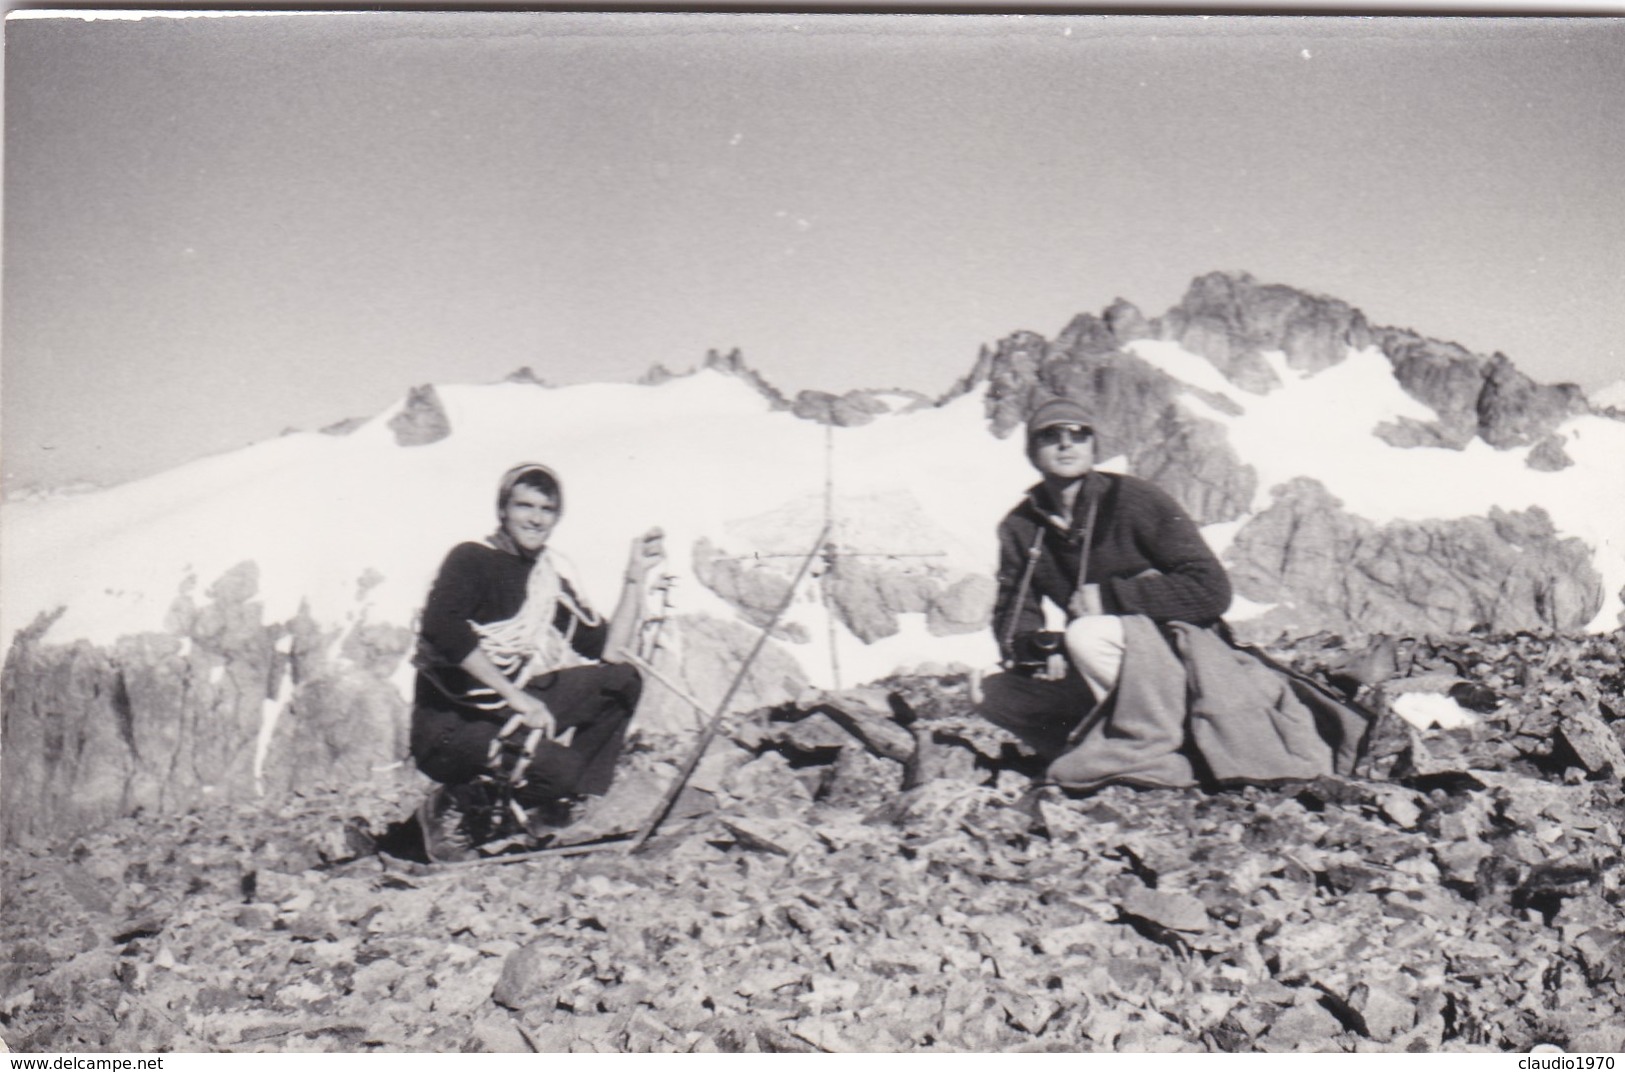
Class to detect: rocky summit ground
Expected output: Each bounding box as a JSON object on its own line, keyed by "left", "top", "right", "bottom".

{"left": 2, "top": 631, "right": 1623, "bottom": 1054}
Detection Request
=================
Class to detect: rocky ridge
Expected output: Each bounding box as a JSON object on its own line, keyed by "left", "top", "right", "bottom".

{"left": 2, "top": 630, "right": 1621, "bottom": 1053}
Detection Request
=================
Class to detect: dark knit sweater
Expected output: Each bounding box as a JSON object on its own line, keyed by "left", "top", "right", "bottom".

{"left": 414, "top": 541, "right": 607, "bottom": 710}
{"left": 993, "top": 471, "right": 1231, "bottom": 648}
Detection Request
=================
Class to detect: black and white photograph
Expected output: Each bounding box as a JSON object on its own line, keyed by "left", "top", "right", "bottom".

{"left": 2, "top": 8, "right": 1623, "bottom": 1055}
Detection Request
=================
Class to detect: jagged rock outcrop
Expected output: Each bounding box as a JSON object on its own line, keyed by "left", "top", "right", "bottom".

{"left": 1103, "top": 297, "right": 1151, "bottom": 343}
{"left": 258, "top": 609, "right": 412, "bottom": 799}
{"left": 1226, "top": 478, "right": 1603, "bottom": 642}
{"left": 1154, "top": 271, "right": 1375, "bottom": 391}
{"left": 388, "top": 385, "right": 452, "bottom": 446}
{"left": 638, "top": 363, "right": 679, "bottom": 386}
{"left": 981, "top": 321, "right": 1257, "bottom": 526}
{"left": 1374, "top": 329, "right": 1588, "bottom": 451}
{"left": 703, "top": 348, "right": 791, "bottom": 409}
{"left": 1372, "top": 332, "right": 1486, "bottom": 448}
{"left": 0, "top": 563, "right": 412, "bottom": 845}
{"left": 503, "top": 366, "right": 548, "bottom": 385}
{"left": 791, "top": 389, "right": 894, "bottom": 427}
{"left": 1476, "top": 352, "right": 1589, "bottom": 448}
{"left": 2, "top": 565, "right": 273, "bottom": 844}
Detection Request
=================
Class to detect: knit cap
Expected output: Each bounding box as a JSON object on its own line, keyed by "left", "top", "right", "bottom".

{"left": 497, "top": 462, "right": 562, "bottom": 514}
{"left": 1025, "top": 398, "right": 1096, "bottom": 439}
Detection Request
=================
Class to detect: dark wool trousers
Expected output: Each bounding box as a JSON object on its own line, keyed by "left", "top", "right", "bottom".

{"left": 976, "top": 666, "right": 1098, "bottom": 760}
{"left": 410, "top": 662, "right": 643, "bottom": 803}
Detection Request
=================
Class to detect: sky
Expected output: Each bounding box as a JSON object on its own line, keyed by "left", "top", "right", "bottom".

{"left": 3, "top": 12, "right": 1623, "bottom": 492}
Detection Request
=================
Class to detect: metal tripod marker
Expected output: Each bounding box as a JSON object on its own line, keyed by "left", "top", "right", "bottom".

{"left": 626, "top": 521, "right": 832, "bottom": 855}
{"left": 716, "top": 422, "right": 945, "bottom": 691}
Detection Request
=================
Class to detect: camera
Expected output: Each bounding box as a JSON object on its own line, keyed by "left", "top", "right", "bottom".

{"left": 1008, "top": 630, "right": 1065, "bottom": 671}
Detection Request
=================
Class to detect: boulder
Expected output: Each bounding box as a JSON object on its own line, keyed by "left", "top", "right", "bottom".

{"left": 388, "top": 385, "right": 451, "bottom": 447}
{"left": 1525, "top": 434, "right": 1574, "bottom": 472}
{"left": 1554, "top": 698, "right": 1625, "bottom": 778}
{"left": 1118, "top": 886, "right": 1209, "bottom": 933}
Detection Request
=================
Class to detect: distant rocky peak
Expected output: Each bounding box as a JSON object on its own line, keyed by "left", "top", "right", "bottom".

{"left": 1103, "top": 298, "right": 1152, "bottom": 344}
{"left": 504, "top": 366, "right": 549, "bottom": 386}
{"left": 1152, "top": 270, "right": 1374, "bottom": 391}
{"left": 638, "top": 363, "right": 679, "bottom": 386}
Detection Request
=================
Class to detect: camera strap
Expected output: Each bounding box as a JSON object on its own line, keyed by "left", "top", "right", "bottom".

{"left": 1071, "top": 488, "right": 1101, "bottom": 607}
{"left": 999, "top": 524, "right": 1047, "bottom": 660}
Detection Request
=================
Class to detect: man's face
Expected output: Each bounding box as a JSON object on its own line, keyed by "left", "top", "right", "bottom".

{"left": 1029, "top": 423, "right": 1096, "bottom": 481}
{"left": 501, "top": 483, "right": 560, "bottom": 555}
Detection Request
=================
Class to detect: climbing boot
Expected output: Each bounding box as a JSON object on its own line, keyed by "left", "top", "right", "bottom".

{"left": 417, "top": 784, "right": 476, "bottom": 864}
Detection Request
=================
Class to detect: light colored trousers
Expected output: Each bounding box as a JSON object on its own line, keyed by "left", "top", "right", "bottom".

{"left": 1065, "top": 615, "right": 1126, "bottom": 702}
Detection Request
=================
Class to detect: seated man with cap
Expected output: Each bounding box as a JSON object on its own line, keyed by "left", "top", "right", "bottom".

{"left": 409, "top": 462, "right": 665, "bottom": 861}
{"left": 978, "top": 397, "right": 1234, "bottom": 789}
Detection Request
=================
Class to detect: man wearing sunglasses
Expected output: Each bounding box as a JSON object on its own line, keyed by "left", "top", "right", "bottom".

{"left": 979, "top": 397, "right": 1233, "bottom": 787}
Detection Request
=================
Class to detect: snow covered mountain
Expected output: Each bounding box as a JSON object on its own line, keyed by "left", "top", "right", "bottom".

{"left": 5, "top": 271, "right": 1623, "bottom": 843}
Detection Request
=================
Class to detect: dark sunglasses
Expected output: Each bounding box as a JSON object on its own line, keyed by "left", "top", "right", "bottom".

{"left": 1031, "top": 423, "right": 1094, "bottom": 447}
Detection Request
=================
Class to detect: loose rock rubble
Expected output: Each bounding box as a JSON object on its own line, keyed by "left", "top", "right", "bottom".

{"left": 2, "top": 630, "right": 1622, "bottom": 1053}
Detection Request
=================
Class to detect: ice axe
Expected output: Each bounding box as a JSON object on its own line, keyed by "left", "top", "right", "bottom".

{"left": 624, "top": 521, "right": 831, "bottom": 855}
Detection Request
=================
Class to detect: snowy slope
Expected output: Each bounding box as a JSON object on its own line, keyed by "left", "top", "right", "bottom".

{"left": 0, "top": 371, "right": 1037, "bottom": 692}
